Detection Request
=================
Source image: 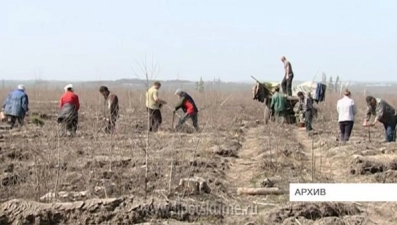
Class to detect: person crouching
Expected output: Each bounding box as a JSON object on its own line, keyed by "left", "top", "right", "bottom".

{"left": 57, "top": 84, "right": 80, "bottom": 136}
{"left": 173, "top": 89, "right": 199, "bottom": 132}
{"left": 2, "top": 85, "right": 29, "bottom": 129}
{"left": 364, "top": 96, "right": 397, "bottom": 142}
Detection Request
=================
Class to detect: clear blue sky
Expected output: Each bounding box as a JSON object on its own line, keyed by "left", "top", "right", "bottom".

{"left": 0, "top": 0, "right": 396, "bottom": 82}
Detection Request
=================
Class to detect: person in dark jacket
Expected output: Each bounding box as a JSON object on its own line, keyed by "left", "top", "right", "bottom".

{"left": 2, "top": 85, "right": 29, "bottom": 129}
{"left": 314, "top": 82, "right": 326, "bottom": 103}
{"left": 364, "top": 96, "right": 396, "bottom": 142}
{"left": 99, "top": 86, "right": 119, "bottom": 133}
{"left": 298, "top": 91, "right": 314, "bottom": 133}
{"left": 173, "top": 89, "right": 199, "bottom": 132}
{"left": 58, "top": 84, "right": 80, "bottom": 136}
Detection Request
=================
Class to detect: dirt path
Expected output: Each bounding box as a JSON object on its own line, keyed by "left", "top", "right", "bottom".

{"left": 294, "top": 128, "right": 337, "bottom": 182}
{"left": 226, "top": 126, "right": 264, "bottom": 193}
{"left": 294, "top": 128, "right": 318, "bottom": 180}
{"left": 227, "top": 125, "right": 337, "bottom": 192}
{"left": 294, "top": 128, "right": 373, "bottom": 182}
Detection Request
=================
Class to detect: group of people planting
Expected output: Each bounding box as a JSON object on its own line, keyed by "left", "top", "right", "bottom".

{"left": 334, "top": 90, "right": 396, "bottom": 143}
{"left": 0, "top": 54, "right": 395, "bottom": 142}
{"left": 145, "top": 81, "right": 199, "bottom": 133}
{"left": 1, "top": 81, "right": 200, "bottom": 136}
{"left": 268, "top": 56, "right": 396, "bottom": 143}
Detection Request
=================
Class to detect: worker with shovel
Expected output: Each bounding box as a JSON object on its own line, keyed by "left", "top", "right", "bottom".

{"left": 146, "top": 81, "right": 167, "bottom": 132}
{"left": 173, "top": 89, "right": 199, "bottom": 132}
{"left": 364, "top": 96, "right": 397, "bottom": 142}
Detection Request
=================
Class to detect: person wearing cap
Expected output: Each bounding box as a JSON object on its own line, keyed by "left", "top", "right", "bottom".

{"left": 2, "top": 84, "right": 29, "bottom": 129}
{"left": 58, "top": 84, "right": 80, "bottom": 136}
{"left": 99, "top": 86, "right": 119, "bottom": 133}
{"left": 336, "top": 89, "right": 356, "bottom": 143}
{"left": 146, "top": 81, "right": 167, "bottom": 132}
{"left": 270, "top": 86, "right": 286, "bottom": 124}
{"left": 173, "top": 89, "right": 199, "bottom": 132}
{"left": 297, "top": 91, "right": 313, "bottom": 133}
{"left": 364, "top": 96, "right": 397, "bottom": 142}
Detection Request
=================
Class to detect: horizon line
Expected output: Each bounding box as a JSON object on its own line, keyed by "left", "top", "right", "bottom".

{"left": 1, "top": 78, "right": 396, "bottom": 84}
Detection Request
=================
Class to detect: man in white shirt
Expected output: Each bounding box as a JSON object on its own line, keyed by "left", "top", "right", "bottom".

{"left": 337, "top": 90, "right": 356, "bottom": 143}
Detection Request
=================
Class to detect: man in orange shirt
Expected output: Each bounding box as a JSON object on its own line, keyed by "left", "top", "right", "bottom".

{"left": 57, "top": 84, "right": 80, "bottom": 136}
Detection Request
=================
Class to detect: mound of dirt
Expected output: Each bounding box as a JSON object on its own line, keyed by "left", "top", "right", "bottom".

{"left": 263, "top": 203, "right": 361, "bottom": 224}
{"left": 374, "top": 170, "right": 397, "bottom": 183}
{"left": 211, "top": 139, "right": 242, "bottom": 158}
{"left": 84, "top": 156, "right": 133, "bottom": 168}
{"left": 350, "top": 155, "right": 397, "bottom": 175}
{"left": 0, "top": 196, "right": 220, "bottom": 225}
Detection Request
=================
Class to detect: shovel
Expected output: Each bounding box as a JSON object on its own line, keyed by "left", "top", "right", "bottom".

{"left": 363, "top": 120, "right": 371, "bottom": 142}
{"left": 368, "top": 126, "right": 371, "bottom": 142}
{"left": 166, "top": 105, "right": 194, "bottom": 130}
{"left": 172, "top": 111, "right": 175, "bottom": 130}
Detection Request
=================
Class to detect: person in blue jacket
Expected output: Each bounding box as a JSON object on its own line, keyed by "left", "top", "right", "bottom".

{"left": 2, "top": 85, "right": 29, "bottom": 129}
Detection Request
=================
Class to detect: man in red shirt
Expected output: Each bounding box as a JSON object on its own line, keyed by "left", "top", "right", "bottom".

{"left": 173, "top": 89, "right": 199, "bottom": 132}
{"left": 57, "top": 84, "right": 80, "bottom": 136}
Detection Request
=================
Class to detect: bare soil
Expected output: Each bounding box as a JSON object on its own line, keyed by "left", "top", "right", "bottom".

{"left": 0, "top": 88, "right": 396, "bottom": 224}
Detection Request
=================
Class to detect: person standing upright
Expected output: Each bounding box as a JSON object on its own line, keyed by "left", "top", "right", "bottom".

{"left": 270, "top": 86, "right": 286, "bottom": 124}
{"left": 173, "top": 89, "right": 199, "bottom": 132}
{"left": 146, "top": 81, "right": 167, "bottom": 132}
{"left": 58, "top": 84, "right": 80, "bottom": 136}
{"left": 280, "top": 56, "right": 294, "bottom": 96}
{"left": 99, "top": 86, "right": 119, "bottom": 133}
{"left": 337, "top": 90, "right": 356, "bottom": 143}
{"left": 297, "top": 91, "right": 313, "bottom": 133}
{"left": 364, "top": 96, "right": 397, "bottom": 142}
{"left": 2, "top": 84, "right": 29, "bottom": 129}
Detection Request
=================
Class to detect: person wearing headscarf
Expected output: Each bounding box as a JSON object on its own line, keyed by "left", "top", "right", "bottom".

{"left": 57, "top": 84, "right": 80, "bottom": 136}
{"left": 173, "top": 89, "right": 199, "bottom": 132}
{"left": 2, "top": 84, "right": 29, "bottom": 129}
{"left": 99, "top": 86, "right": 119, "bottom": 133}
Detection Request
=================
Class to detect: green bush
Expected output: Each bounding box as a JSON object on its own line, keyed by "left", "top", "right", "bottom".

{"left": 30, "top": 117, "right": 45, "bottom": 127}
